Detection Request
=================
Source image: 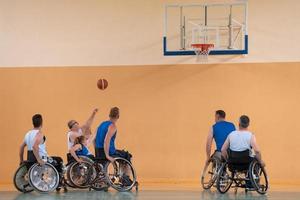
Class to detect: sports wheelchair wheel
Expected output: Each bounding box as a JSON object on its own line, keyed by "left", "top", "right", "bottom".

{"left": 67, "top": 161, "right": 96, "bottom": 188}
{"left": 28, "top": 163, "right": 60, "bottom": 193}
{"left": 13, "top": 162, "right": 34, "bottom": 193}
{"left": 105, "top": 157, "right": 137, "bottom": 192}
{"left": 90, "top": 162, "right": 109, "bottom": 191}
{"left": 249, "top": 160, "right": 268, "bottom": 194}
{"left": 201, "top": 157, "right": 221, "bottom": 189}
{"left": 216, "top": 163, "right": 233, "bottom": 194}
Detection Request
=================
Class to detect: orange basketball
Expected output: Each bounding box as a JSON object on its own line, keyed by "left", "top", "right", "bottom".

{"left": 97, "top": 78, "right": 108, "bottom": 90}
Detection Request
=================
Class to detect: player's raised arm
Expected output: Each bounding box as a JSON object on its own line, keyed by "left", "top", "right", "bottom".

{"left": 82, "top": 108, "right": 98, "bottom": 129}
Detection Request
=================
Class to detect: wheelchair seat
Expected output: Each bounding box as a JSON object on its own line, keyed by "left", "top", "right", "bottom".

{"left": 227, "top": 149, "right": 253, "bottom": 172}
{"left": 93, "top": 157, "right": 108, "bottom": 162}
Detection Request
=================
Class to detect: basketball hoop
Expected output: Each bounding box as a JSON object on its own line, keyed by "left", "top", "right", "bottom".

{"left": 191, "top": 43, "right": 214, "bottom": 61}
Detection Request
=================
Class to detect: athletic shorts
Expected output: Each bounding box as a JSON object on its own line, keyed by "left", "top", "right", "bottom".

{"left": 111, "top": 149, "right": 132, "bottom": 163}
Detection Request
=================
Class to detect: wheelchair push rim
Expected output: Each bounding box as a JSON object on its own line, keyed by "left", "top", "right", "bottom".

{"left": 249, "top": 160, "right": 268, "bottom": 194}
{"left": 28, "top": 163, "right": 60, "bottom": 193}
{"left": 216, "top": 163, "right": 233, "bottom": 194}
{"left": 13, "top": 163, "right": 34, "bottom": 193}
{"left": 105, "top": 157, "right": 137, "bottom": 192}
{"left": 201, "top": 157, "right": 221, "bottom": 189}
{"left": 67, "top": 161, "right": 96, "bottom": 188}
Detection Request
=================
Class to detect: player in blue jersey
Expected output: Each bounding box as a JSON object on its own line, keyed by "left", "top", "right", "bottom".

{"left": 205, "top": 110, "right": 236, "bottom": 163}
{"left": 95, "top": 107, "right": 132, "bottom": 163}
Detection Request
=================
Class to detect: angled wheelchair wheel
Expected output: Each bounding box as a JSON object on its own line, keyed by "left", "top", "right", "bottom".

{"left": 249, "top": 160, "right": 268, "bottom": 194}
{"left": 216, "top": 163, "right": 233, "bottom": 194}
{"left": 67, "top": 161, "right": 96, "bottom": 188}
{"left": 105, "top": 157, "right": 137, "bottom": 192}
{"left": 13, "top": 163, "right": 34, "bottom": 193}
{"left": 91, "top": 176, "right": 109, "bottom": 191}
{"left": 28, "top": 163, "right": 60, "bottom": 193}
{"left": 201, "top": 157, "right": 221, "bottom": 189}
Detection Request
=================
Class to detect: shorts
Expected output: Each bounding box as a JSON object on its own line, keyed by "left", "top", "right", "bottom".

{"left": 111, "top": 149, "right": 132, "bottom": 163}
{"left": 95, "top": 148, "right": 132, "bottom": 162}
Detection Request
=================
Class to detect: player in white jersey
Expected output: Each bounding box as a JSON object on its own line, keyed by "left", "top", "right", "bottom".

{"left": 221, "top": 115, "right": 265, "bottom": 167}
{"left": 19, "top": 114, "right": 64, "bottom": 167}
{"left": 66, "top": 109, "right": 98, "bottom": 161}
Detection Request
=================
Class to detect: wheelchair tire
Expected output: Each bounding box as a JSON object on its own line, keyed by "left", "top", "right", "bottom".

{"left": 67, "top": 161, "right": 96, "bottom": 188}
{"left": 13, "top": 163, "right": 34, "bottom": 193}
{"left": 216, "top": 163, "right": 233, "bottom": 194}
{"left": 91, "top": 176, "right": 109, "bottom": 191}
{"left": 249, "top": 160, "right": 268, "bottom": 195}
{"left": 28, "top": 163, "right": 60, "bottom": 193}
{"left": 105, "top": 157, "right": 137, "bottom": 192}
{"left": 201, "top": 157, "right": 221, "bottom": 189}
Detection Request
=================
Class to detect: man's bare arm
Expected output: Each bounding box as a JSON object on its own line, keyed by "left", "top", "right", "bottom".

{"left": 221, "top": 138, "right": 230, "bottom": 159}
{"left": 86, "top": 133, "right": 96, "bottom": 147}
{"left": 33, "top": 132, "right": 44, "bottom": 165}
{"left": 250, "top": 134, "right": 265, "bottom": 166}
{"left": 82, "top": 109, "right": 98, "bottom": 129}
{"left": 206, "top": 128, "right": 214, "bottom": 161}
{"left": 19, "top": 142, "right": 26, "bottom": 164}
{"left": 70, "top": 144, "right": 83, "bottom": 163}
{"left": 104, "top": 125, "right": 116, "bottom": 162}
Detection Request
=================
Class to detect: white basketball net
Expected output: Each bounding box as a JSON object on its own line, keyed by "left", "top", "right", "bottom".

{"left": 191, "top": 44, "right": 214, "bottom": 61}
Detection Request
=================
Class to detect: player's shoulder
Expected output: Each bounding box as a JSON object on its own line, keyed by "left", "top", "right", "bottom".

{"left": 109, "top": 123, "right": 117, "bottom": 129}
{"left": 110, "top": 123, "right": 116, "bottom": 127}
{"left": 225, "top": 121, "right": 235, "bottom": 126}
{"left": 248, "top": 131, "right": 254, "bottom": 136}
{"left": 36, "top": 130, "right": 43, "bottom": 136}
{"left": 228, "top": 130, "right": 238, "bottom": 136}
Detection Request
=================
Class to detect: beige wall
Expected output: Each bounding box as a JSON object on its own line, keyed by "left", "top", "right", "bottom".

{"left": 0, "top": 0, "right": 300, "bottom": 67}
{"left": 1, "top": 62, "right": 300, "bottom": 184}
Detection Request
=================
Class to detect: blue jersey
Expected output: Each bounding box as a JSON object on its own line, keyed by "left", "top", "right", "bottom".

{"left": 95, "top": 121, "right": 117, "bottom": 155}
{"left": 212, "top": 121, "right": 236, "bottom": 151}
{"left": 76, "top": 144, "right": 91, "bottom": 156}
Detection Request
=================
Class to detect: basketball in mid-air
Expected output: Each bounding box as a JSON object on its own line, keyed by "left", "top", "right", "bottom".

{"left": 97, "top": 78, "right": 108, "bottom": 90}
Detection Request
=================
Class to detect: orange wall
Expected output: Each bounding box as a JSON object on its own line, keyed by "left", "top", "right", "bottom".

{"left": 1, "top": 63, "right": 300, "bottom": 184}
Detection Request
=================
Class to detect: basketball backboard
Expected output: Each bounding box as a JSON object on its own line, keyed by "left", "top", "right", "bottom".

{"left": 163, "top": 0, "right": 248, "bottom": 56}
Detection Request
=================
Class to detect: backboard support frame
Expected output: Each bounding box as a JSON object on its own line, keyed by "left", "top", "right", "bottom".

{"left": 163, "top": 1, "right": 248, "bottom": 56}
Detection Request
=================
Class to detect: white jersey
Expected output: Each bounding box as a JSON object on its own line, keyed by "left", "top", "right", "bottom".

{"left": 24, "top": 129, "right": 48, "bottom": 158}
{"left": 228, "top": 130, "right": 253, "bottom": 152}
{"left": 67, "top": 129, "right": 83, "bottom": 150}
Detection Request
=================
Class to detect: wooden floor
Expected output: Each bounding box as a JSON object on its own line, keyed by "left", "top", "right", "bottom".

{"left": 1, "top": 185, "right": 300, "bottom": 200}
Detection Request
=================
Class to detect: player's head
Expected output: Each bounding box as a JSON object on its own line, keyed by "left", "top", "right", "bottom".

{"left": 109, "top": 107, "right": 120, "bottom": 122}
{"left": 68, "top": 120, "right": 80, "bottom": 131}
{"left": 74, "top": 135, "right": 86, "bottom": 146}
{"left": 239, "top": 115, "right": 250, "bottom": 129}
{"left": 215, "top": 110, "right": 226, "bottom": 122}
{"left": 32, "top": 114, "right": 43, "bottom": 128}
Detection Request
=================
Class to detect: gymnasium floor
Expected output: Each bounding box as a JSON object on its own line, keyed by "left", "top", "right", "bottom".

{"left": 1, "top": 190, "right": 300, "bottom": 200}
{"left": 1, "top": 184, "right": 300, "bottom": 200}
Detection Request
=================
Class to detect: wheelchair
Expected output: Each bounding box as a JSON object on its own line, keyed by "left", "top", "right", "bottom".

{"left": 15, "top": 156, "right": 67, "bottom": 193}
{"left": 66, "top": 151, "right": 138, "bottom": 192}
{"left": 65, "top": 154, "right": 98, "bottom": 189}
{"left": 14, "top": 161, "right": 34, "bottom": 193}
{"left": 28, "top": 155, "right": 66, "bottom": 193}
{"left": 216, "top": 150, "right": 268, "bottom": 195}
{"left": 201, "top": 151, "right": 222, "bottom": 189}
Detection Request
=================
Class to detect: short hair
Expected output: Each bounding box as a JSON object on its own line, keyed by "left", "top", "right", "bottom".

{"left": 239, "top": 115, "right": 250, "bottom": 128}
{"left": 215, "top": 110, "right": 226, "bottom": 118}
{"left": 74, "top": 136, "right": 85, "bottom": 145}
{"left": 32, "top": 114, "right": 43, "bottom": 128}
{"left": 109, "top": 107, "right": 120, "bottom": 119}
{"left": 67, "top": 120, "right": 76, "bottom": 129}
